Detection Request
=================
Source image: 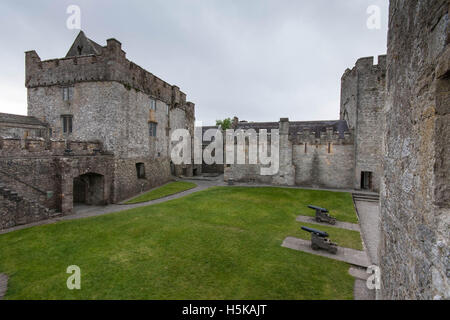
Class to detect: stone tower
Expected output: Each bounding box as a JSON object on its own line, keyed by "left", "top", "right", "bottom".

{"left": 340, "top": 55, "right": 387, "bottom": 192}
{"left": 25, "top": 31, "right": 196, "bottom": 202}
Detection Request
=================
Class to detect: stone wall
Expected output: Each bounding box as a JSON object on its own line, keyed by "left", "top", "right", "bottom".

{"left": 380, "top": 0, "right": 449, "bottom": 299}
{"left": 0, "top": 113, "right": 49, "bottom": 139}
{"left": 293, "top": 143, "right": 354, "bottom": 189}
{"left": 0, "top": 136, "right": 114, "bottom": 222}
{"left": 224, "top": 119, "right": 355, "bottom": 189}
{"left": 340, "top": 56, "right": 386, "bottom": 192}
{"left": 113, "top": 157, "right": 171, "bottom": 203}
{"left": 28, "top": 81, "right": 172, "bottom": 159}
{"left": 0, "top": 186, "right": 56, "bottom": 230}
{"left": 0, "top": 123, "right": 47, "bottom": 139}
{"left": 25, "top": 38, "right": 189, "bottom": 108}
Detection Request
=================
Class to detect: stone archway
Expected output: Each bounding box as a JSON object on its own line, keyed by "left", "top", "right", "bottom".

{"left": 73, "top": 173, "right": 105, "bottom": 205}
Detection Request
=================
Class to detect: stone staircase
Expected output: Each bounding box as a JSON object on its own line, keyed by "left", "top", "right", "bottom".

{"left": 353, "top": 192, "right": 380, "bottom": 203}
{"left": 0, "top": 182, "right": 60, "bottom": 230}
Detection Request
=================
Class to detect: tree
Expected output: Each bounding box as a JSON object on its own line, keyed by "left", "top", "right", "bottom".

{"left": 216, "top": 118, "right": 232, "bottom": 130}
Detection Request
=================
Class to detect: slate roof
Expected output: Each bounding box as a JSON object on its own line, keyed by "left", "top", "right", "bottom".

{"left": 0, "top": 113, "right": 48, "bottom": 127}
{"left": 66, "top": 31, "right": 103, "bottom": 57}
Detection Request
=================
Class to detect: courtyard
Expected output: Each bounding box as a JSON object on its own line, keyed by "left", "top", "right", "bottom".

{"left": 0, "top": 186, "right": 362, "bottom": 300}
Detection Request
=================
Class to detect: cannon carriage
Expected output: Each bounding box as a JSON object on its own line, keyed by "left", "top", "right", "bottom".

{"left": 308, "top": 205, "right": 337, "bottom": 225}
{"left": 301, "top": 226, "right": 338, "bottom": 254}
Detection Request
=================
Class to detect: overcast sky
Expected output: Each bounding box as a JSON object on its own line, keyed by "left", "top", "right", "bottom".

{"left": 0, "top": 0, "right": 388, "bottom": 125}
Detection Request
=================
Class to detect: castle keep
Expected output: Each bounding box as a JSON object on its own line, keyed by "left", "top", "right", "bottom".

{"left": 0, "top": 31, "right": 197, "bottom": 229}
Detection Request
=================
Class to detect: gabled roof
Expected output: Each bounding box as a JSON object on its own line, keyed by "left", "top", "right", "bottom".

{"left": 0, "top": 113, "right": 48, "bottom": 127}
{"left": 65, "top": 31, "right": 103, "bottom": 57}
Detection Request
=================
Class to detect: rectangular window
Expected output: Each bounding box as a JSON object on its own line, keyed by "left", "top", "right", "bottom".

{"left": 150, "top": 99, "right": 156, "bottom": 111}
{"left": 149, "top": 122, "right": 157, "bottom": 137}
{"left": 63, "top": 87, "right": 74, "bottom": 101}
{"left": 61, "top": 115, "right": 73, "bottom": 134}
{"left": 328, "top": 142, "right": 332, "bottom": 154}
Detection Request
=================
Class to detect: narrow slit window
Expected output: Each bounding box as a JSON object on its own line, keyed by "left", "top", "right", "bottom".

{"left": 328, "top": 142, "right": 332, "bottom": 154}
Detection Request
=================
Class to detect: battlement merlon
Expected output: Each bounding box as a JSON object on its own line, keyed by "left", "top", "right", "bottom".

{"left": 24, "top": 33, "right": 192, "bottom": 108}
{"left": 0, "top": 136, "right": 111, "bottom": 158}
{"left": 289, "top": 129, "right": 354, "bottom": 145}
{"left": 341, "top": 54, "right": 387, "bottom": 81}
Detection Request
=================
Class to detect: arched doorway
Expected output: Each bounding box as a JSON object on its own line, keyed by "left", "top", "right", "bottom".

{"left": 73, "top": 173, "right": 105, "bottom": 205}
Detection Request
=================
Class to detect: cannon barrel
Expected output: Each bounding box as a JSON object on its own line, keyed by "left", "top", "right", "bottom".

{"left": 308, "top": 205, "right": 328, "bottom": 213}
{"left": 301, "top": 226, "right": 329, "bottom": 238}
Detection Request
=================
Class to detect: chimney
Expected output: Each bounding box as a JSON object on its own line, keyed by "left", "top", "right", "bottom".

{"left": 232, "top": 116, "right": 239, "bottom": 129}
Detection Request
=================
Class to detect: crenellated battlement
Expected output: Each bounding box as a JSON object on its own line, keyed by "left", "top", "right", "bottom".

{"left": 341, "top": 54, "right": 387, "bottom": 81}
{"left": 289, "top": 128, "right": 354, "bottom": 145}
{"left": 0, "top": 136, "right": 110, "bottom": 158}
{"left": 25, "top": 34, "right": 190, "bottom": 108}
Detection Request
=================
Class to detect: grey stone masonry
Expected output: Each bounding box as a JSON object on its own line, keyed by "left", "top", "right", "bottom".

{"left": 380, "top": 0, "right": 449, "bottom": 300}
{"left": 224, "top": 118, "right": 355, "bottom": 190}
{"left": 24, "top": 31, "right": 196, "bottom": 204}
{"left": 340, "top": 55, "right": 386, "bottom": 192}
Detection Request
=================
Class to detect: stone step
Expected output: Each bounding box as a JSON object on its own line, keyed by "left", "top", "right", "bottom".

{"left": 353, "top": 193, "right": 379, "bottom": 198}
{"left": 0, "top": 183, "right": 56, "bottom": 230}
{"left": 354, "top": 193, "right": 379, "bottom": 197}
{"left": 353, "top": 194, "right": 380, "bottom": 202}
{"left": 353, "top": 197, "right": 380, "bottom": 202}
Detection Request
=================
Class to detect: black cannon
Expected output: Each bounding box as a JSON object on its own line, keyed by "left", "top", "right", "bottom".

{"left": 301, "top": 226, "right": 338, "bottom": 254}
{"left": 308, "top": 205, "right": 337, "bottom": 225}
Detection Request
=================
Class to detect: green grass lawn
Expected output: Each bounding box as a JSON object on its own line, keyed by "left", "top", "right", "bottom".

{"left": 0, "top": 186, "right": 360, "bottom": 300}
{"left": 124, "top": 181, "right": 197, "bottom": 204}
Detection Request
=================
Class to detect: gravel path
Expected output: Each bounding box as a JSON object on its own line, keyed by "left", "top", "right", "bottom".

{"left": 0, "top": 273, "right": 8, "bottom": 300}
{"left": 281, "top": 236, "right": 371, "bottom": 268}
{"left": 0, "top": 179, "right": 224, "bottom": 235}
{"left": 354, "top": 200, "right": 381, "bottom": 265}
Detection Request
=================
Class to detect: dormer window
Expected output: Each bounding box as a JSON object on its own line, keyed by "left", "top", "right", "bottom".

{"left": 63, "top": 86, "right": 74, "bottom": 101}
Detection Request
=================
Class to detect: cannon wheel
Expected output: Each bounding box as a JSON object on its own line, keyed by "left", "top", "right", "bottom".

{"left": 311, "top": 243, "right": 319, "bottom": 250}
{"left": 328, "top": 247, "right": 338, "bottom": 254}
{"left": 330, "top": 219, "right": 337, "bottom": 225}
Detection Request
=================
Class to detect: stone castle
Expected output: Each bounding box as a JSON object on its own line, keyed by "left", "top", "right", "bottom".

{"left": 0, "top": 31, "right": 199, "bottom": 225}
{"left": 0, "top": 0, "right": 448, "bottom": 300}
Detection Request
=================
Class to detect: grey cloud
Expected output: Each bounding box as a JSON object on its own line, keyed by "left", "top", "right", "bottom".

{"left": 0, "top": 0, "right": 388, "bottom": 125}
